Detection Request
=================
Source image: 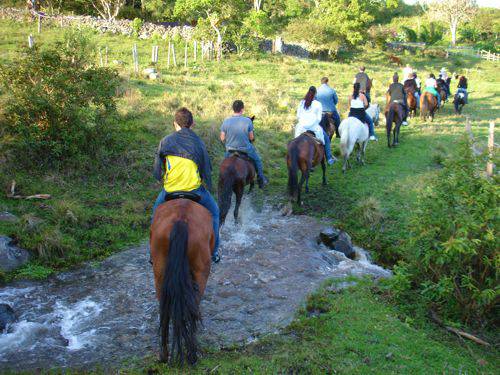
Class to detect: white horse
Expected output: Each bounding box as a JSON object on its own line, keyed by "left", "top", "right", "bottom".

{"left": 339, "top": 117, "right": 370, "bottom": 173}
{"left": 366, "top": 103, "right": 380, "bottom": 127}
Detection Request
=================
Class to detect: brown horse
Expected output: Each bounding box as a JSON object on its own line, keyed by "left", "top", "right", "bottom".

{"left": 420, "top": 91, "right": 438, "bottom": 121}
{"left": 403, "top": 80, "right": 418, "bottom": 117}
{"left": 218, "top": 152, "right": 255, "bottom": 226}
{"left": 286, "top": 132, "right": 326, "bottom": 204}
{"left": 150, "top": 197, "right": 214, "bottom": 364}
{"left": 385, "top": 102, "right": 404, "bottom": 147}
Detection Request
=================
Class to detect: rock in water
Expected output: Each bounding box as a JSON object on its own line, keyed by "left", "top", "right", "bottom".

{"left": 0, "top": 212, "right": 18, "bottom": 222}
{"left": 333, "top": 239, "right": 356, "bottom": 260}
{"left": 0, "top": 236, "right": 31, "bottom": 272}
{"left": 318, "top": 227, "right": 341, "bottom": 247}
{"left": 0, "top": 304, "right": 16, "bottom": 332}
{"left": 318, "top": 228, "right": 355, "bottom": 259}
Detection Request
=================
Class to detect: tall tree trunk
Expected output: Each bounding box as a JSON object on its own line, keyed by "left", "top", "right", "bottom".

{"left": 450, "top": 20, "right": 458, "bottom": 47}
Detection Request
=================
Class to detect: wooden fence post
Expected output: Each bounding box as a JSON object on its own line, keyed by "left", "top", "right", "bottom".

{"left": 151, "top": 45, "right": 158, "bottom": 64}
{"left": 167, "top": 41, "right": 171, "bottom": 68}
{"left": 486, "top": 122, "right": 495, "bottom": 177}
{"left": 28, "top": 34, "right": 34, "bottom": 48}
{"left": 132, "top": 44, "right": 139, "bottom": 74}
{"left": 37, "top": 14, "right": 41, "bottom": 34}
{"left": 184, "top": 42, "right": 188, "bottom": 67}
{"left": 173, "top": 43, "right": 178, "bottom": 66}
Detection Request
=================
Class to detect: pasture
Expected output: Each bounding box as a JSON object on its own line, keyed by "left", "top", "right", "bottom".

{"left": 0, "top": 18, "right": 498, "bottom": 373}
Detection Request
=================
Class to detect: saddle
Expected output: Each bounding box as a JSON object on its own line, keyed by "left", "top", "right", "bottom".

{"left": 302, "top": 131, "right": 322, "bottom": 145}
{"left": 227, "top": 149, "right": 251, "bottom": 161}
{"left": 165, "top": 191, "right": 201, "bottom": 203}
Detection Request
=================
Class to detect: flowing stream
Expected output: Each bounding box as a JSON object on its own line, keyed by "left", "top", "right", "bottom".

{"left": 0, "top": 201, "right": 390, "bottom": 371}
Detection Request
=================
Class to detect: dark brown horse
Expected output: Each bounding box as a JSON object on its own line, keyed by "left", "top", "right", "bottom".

{"left": 385, "top": 102, "right": 404, "bottom": 147}
{"left": 218, "top": 152, "right": 255, "bottom": 226}
{"left": 437, "top": 79, "right": 448, "bottom": 107}
{"left": 150, "top": 198, "right": 214, "bottom": 365}
{"left": 286, "top": 132, "right": 326, "bottom": 204}
{"left": 403, "top": 80, "right": 418, "bottom": 117}
{"left": 420, "top": 91, "right": 438, "bottom": 121}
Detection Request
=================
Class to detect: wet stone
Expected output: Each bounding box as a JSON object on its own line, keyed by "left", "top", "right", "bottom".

{"left": 0, "top": 202, "right": 390, "bottom": 371}
{"left": 0, "top": 304, "right": 16, "bottom": 332}
{"left": 0, "top": 236, "right": 31, "bottom": 272}
{"left": 0, "top": 212, "right": 18, "bottom": 223}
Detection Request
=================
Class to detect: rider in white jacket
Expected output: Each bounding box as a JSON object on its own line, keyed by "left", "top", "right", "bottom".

{"left": 295, "top": 86, "right": 335, "bottom": 164}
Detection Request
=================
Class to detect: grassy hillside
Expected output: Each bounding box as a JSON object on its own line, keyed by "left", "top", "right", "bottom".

{"left": 0, "top": 17, "right": 498, "bottom": 373}
{"left": 1, "top": 18, "right": 498, "bottom": 279}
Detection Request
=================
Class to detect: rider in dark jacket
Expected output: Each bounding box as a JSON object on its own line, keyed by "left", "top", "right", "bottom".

{"left": 152, "top": 107, "right": 220, "bottom": 263}
{"left": 387, "top": 74, "right": 409, "bottom": 126}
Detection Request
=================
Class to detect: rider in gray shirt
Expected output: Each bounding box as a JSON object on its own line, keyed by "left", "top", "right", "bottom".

{"left": 220, "top": 100, "right": 268, "bottom": 188}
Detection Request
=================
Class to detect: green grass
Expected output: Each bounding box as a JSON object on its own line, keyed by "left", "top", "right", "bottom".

{"left": 0, "top": 17, "right": 498, "bottom": 373}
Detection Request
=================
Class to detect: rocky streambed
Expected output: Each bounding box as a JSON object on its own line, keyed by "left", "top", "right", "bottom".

{"left": 0, "top": 202, "right": 390, "bottom": 371}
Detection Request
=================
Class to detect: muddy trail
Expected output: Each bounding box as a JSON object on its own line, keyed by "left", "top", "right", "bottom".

{"left": 0, "top": 202, "right": 390, "bottom": 371}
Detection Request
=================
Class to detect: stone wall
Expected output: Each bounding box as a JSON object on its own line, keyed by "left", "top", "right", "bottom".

{"left": 0, "top": 7, "right": 194, "bottom": 40}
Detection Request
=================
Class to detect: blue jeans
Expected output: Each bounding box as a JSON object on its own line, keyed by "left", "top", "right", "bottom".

{"left": 225, "top": 144, "right": 265, "bottom": 180}
{"left": 152, "top": 185, "right": 220, "bottom": 259}
{"left": 415, "top": 92, "right": 420, "bottom": 108}
{"left": 322, "top": 129, "right": 333, "bottom": 161}
{"left": 436, "top": 92, "right": 441, "bottom": 106}
{"left": 332, "top": 110, "right": 341, "bottom": 129}
{"left": 457, "top": 88, "right": 468, "bottom": 103}
{"left": 365, "top": 113, "right": 375, "bottom": 137}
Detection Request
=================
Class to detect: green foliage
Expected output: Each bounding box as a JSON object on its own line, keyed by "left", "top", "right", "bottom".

{"left": 0, "top": 30, "right": 120, "bottom": 166}
{"left": 285, "top": 0, "right": 377, "bottom": 54}
{"left": 391, "top": 138, "right": 499, "bottom": 325}
{"left": 419, "top": 22, "right": 445, "bottom": 45}
{"left": 368, "top": 25, "right": 396, "bottom": 49}
{"left": 131, "top": 17, "right": 143, "bottom": 37}
{"left": 400, "top": 26, "right": 417, "bottom": 42}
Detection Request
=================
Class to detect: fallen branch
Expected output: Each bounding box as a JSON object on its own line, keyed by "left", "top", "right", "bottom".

{"left": 6, "top": 180, "right": 51, "bottom": 200}
{"left": 429, "top": 310, "right": 491, "bottom": 346}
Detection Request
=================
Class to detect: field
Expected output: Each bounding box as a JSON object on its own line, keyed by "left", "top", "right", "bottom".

{"left": 0, "top": 18, "right": 498, "bottom": 372}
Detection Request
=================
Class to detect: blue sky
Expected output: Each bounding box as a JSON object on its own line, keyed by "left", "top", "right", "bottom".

{"left": 404, "top": 0, "right": 499, "bottom": 8}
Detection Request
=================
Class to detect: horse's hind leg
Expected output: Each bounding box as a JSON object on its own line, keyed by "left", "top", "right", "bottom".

{"left": 233, "top": 185, "right": 244, "bottom": 224}
{"left": 298, "top": 171, "right": 306, "bottom": 204}
{"left": 321, "top": 159, "right": 326, "bottom": 186}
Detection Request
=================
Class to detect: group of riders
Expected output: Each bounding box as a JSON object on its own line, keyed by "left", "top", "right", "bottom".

{"left": 151, "top": 66, "right": 469, "bottom": 264}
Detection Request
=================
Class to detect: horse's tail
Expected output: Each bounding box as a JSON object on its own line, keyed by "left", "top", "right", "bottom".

{"left": 386, "top": 104, "right": 395, "bottom": 130}
{"left": 217, "top": 167, "right": 236, "bottom": 227}
{"left": 420, "top": 93, "right": 428, "bottom": 118}
{"left": 340, "top": 121, "right": 350, "bottom": 157}
{"left": 159, "top": 220, "right": 200, "bottom": 365}
{"left": 287, "top": 143, "right": 299, "bottom": 197}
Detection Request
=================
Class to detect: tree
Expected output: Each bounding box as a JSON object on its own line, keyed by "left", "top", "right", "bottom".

{"left": 91, "top": 0, "right": 126, "bottom": 20}
{"left": 285, "top": 0, "right": 376, "bottom": 54}
{"left": 428, "top": 0, "right": 477, "bottom": 46}
{"left": 174, "top": 0, "right": 247, "bottom": 59}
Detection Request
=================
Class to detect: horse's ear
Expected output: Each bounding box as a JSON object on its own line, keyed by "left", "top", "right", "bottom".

{"left": 250, "top": 115, "right": 255, "bottom": 121}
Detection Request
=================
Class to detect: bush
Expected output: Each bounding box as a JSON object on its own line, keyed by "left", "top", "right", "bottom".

{"left": 390, "top": 138, "right": 499, "bottom": 326}
{"left": 419, "top": 22, "right": 444, "bottom": 45}
{"left": 131, "top": 17, "right": 143, "bottom": 37}
{"left": 368, "top": 25, "right": 397, "bottom": 50}
{"left": 0, "top": 31, "right": 120, "bottom": 166}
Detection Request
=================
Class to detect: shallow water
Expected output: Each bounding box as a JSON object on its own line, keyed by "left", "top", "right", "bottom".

{"left": 0, "top": 201, "right": 390, "bottom": 371}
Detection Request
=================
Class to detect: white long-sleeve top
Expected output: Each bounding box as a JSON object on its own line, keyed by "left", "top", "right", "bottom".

{"left": 295, "top": 99, "right": 324, "bottom": 144}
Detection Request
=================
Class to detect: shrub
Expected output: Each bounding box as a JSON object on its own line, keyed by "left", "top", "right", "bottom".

{"left": 0, "top": 31, "right": 120, "bottom": 166}
{"left": 419, "top": 22, "right": 444, "bottom": 45}
{"left": 390, "top": 138, "right": 499, "bottom": 326}
{"left": 131, "top": 17, "right": 143, "bottom": 37}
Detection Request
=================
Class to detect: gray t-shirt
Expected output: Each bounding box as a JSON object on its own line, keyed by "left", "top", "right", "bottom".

{"left": 220, "top": 115, "right": 253, "bottom": 151}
